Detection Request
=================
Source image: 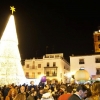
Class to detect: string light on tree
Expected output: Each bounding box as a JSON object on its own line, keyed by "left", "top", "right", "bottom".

{"left": 0, "top": 6, "right": 26, "bottom": 85}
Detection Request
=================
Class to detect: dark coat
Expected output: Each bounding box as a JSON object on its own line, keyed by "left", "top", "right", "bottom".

{"left": 27, "top": 95, "right": 34, "bottom": 100}
{"left": 28, "top": 85, "right": 36, "bottom": 91}
{"left": 68, "top": 94, "right": 81, "bottom": 100}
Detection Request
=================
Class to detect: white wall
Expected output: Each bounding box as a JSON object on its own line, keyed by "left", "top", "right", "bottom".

{"left": 70, "top": 55, "right": 100, "bottom": 77}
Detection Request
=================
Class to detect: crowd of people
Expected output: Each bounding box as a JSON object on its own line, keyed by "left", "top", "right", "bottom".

{"left": 0, "top": 80, "right": 100, "bottom": 100}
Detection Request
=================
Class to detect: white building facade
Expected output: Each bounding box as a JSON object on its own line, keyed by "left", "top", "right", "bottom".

{"left": 70, "top": 54, "right": 100, "bottom": 80}
{"left": 23, "top": 53, "right": 70, "bottom": 83}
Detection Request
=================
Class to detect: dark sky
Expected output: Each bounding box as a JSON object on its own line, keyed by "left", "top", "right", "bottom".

{"left": 0, "top": 1, "right": 100, "bottom": 61}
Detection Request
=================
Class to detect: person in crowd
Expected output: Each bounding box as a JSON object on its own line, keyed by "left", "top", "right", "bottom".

{"left": 51, "top": 85, "right": 58, "bottom": 100}
{"left": 2, "top": 85, "right": 11, "bottom": 100}
{"left": 27, "top": 90, "right": 34, "bottom": 100}
{"left": 25, "top": 85, "right": 30, "bottom": 98}
{"left": 37, "top": 88, "right": 44, "bottom": 100}
{"left": 60, "top": 85, "right": 67, "bottom": 94}
{"left": 0, "top": 90, "right": 3, "bottom": 100}
{"left": 26, "top": 86, "right": 35, "bottom": 99}
{"left": 85, "top": 81, "right": 100, "bottom": 100}
{"left": 38, "top": 81, "right": 45, "bottom": 89}
{"left": 14, "top": 86, "right": 26, "bottom": 100}
{"left": 19, "top": 86, "right": 26, "bottom": 94}
{"left": 84, "top": 88, "right": 92, "bottom": 99}
{"left": 28, "top": 81, "right": 36, "bottom": 91}
{"left": 5, "top": 88, "right": 17, "bottom": 100}
{"left": 44, "top": 85, "right": 49, "bottom": 90}
{"left": 58, "top": 85, "right": 72, "bottom": 100}
{"left": 68, "top": 84, "right": 88, "bottom": 100}
{"left": 34, "top": 90, "right": 37, "bottom": 100}
{"left": 41, "top": 89, "right": 54, "bottom": 100}
{"left": 14, "top": 85, "right": 19, "bottom": 94}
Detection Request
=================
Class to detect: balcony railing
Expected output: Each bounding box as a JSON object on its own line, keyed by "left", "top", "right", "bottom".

{"left": 44, "top": 66, "right": 57, "bottom": 77}
{"left": 44, "top": 66, "right": 58, "bottom": 68}
{"left": 46, "top": 73, "right": 57, "bottom": 77}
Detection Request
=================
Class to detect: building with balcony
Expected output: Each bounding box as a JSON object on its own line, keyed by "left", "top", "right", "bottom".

{"left": 23, "top": 53, "right": 70, "bottom": 83}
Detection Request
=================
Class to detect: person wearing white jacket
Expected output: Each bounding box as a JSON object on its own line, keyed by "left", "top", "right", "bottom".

{"left": 41, "top": 92, "right": 54, "bottom": 100}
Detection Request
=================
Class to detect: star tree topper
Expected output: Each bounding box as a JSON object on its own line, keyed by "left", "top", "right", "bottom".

{"left": 10, "top": 6, "right": 16, "bottom": 14}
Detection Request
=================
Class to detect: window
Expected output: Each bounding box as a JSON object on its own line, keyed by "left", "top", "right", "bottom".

{"left": 60, "top": 55, "right": 63, "bottom": 58}
{"left": 38, "top": 72, "right": 41, "bottom": 75}
{"left": 26, "top": 72, "right": 29, "bottom": 78}
{"left": 26, "top": 64, "right": 29, "bottom": 68}
{"left": 53, "top": 62, "right": 56, "bottom": 66}
{"left": 95, "top": 58, "right": 100, "bottom": 63}
{"left": 47, "top": 62, "right": 49, "bottom": 67}
{"left": 52, "top": 71, "right": 56, "bottom": 76}
{"left": 33, "top": 61, "right": 35, "bottom": 64}
{"left": 50, "top": 55, "right": 54, "bottom": 58}
{"left": 32, "top": 72, "right": 35, "bottom": 78}
{"left": 46, "top": 55, "right": 49, "bottom": 58}
{"left": 96, "top": 68, "right": 100, "bottom": 75}
{"left": 98, "top": 36, "right": 100, "bottom": 41}
{"left": 99, "top": 44, "right": 100, "bottom": 48}
{"left": 44, "top": 67, "right": 57, "bottom": 77}
{"left": 38, "top": 64, "right": 41, "bottom": 68}
{"left": 55, "top": 55, "right": 59, "bottom": 58}
{"left": 32, "top": 61, "right": 35, "bottom": 69}
{"left": 46, "top": 71, "right": 49, "bottom": 76}
{"left": 32, "top": 65, "right": 35, "bottom": 69}
{"left": 79, "top": 59, "right": 84, "bottom": 64}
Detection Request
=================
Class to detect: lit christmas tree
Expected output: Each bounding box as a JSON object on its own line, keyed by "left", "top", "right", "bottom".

{"left": 0, "top": 6, "right": 26, "bottom": 85}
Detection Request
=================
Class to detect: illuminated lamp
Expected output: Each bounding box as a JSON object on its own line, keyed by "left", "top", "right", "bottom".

{"left": 75, "top": 67, "right": 90, "bottom": 82}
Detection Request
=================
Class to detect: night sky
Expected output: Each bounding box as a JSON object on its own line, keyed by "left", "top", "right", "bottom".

{"left": 0, "top": 1, "right": 100, "bottom": 62}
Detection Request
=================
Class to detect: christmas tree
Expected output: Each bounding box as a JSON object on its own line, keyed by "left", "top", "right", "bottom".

{"left": 0, "top": 7, "right": 26, "bottom": 85}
